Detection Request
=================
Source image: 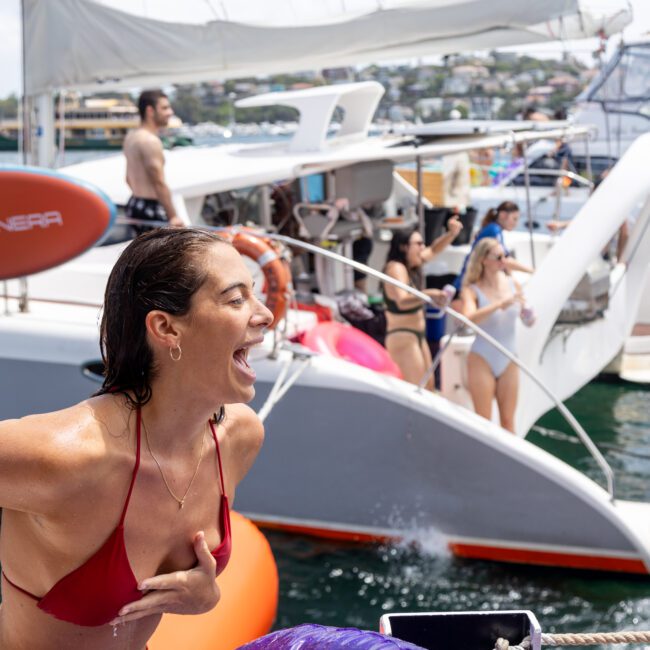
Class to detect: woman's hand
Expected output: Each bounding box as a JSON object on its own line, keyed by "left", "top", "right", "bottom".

{"left": 109, "top": 531, "right": 220, "bottom": 625}
{"left": 499, "top": 292, "right": 523, "bottom": 310}
{"left": 426, "top": 288, "right": 450, "bottom": 308}
{"left": 446, "top": 215, "right": 463, "bottom": 239}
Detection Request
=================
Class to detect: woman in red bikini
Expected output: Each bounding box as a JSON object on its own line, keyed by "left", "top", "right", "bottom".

{"left": 0, "top": 228, "right": 273, "bottom": 649}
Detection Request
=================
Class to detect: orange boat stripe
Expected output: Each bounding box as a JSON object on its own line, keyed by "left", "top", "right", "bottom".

{"left": 253, "top": 519, "right": 648, "bottom": 575}
{"left": 449, "top": 543, "right": 647, "bottom": 574}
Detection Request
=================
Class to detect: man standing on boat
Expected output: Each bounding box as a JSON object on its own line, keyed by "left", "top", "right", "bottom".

{"left": 123, "top": 90, "right": 184, "bottom": 233}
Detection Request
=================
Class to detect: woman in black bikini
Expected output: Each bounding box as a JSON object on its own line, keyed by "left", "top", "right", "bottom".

{"left": 382, "top": 224, "right": 461, "bottom": 388}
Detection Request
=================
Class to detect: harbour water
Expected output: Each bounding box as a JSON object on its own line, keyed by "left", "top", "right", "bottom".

{"left": 267, "top": 380, "right": 650, "bottom": 648}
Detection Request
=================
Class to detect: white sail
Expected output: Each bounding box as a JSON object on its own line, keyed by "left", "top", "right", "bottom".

{"left": 23, "top": 0, "right": 632, "bottom": 94}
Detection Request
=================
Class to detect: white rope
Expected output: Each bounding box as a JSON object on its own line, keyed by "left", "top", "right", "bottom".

{"left": 257, "top": 355, "right": 310, "bottom": 423}
{"left": 495, "top": 630, "right": 650, "bottom": 649}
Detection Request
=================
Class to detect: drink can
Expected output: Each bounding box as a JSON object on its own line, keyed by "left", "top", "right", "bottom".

{"left": 442, "top": 283, "right": 456, "bottom": 303}
{"left": 520, "top": 305, "right": 535, "bottom": 327}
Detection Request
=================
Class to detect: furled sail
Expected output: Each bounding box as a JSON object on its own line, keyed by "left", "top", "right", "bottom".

{"left": 23, "top": 0, "right": 632, "bottom": 94}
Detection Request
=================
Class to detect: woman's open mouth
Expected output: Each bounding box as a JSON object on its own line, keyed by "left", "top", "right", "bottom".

{"left": 232, "top": 337, "right": 264, "bottom": 382}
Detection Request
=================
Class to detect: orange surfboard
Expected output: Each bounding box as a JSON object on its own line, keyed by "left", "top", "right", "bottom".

{"left": 0, "top": 165, "right": 116, "bottom": 280}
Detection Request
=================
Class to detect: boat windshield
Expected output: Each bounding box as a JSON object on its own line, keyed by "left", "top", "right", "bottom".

{"left": 586, "top": 44, "right": 650, "bottom": 118}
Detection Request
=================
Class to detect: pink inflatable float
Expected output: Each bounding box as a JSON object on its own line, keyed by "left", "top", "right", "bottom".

{"left": 302, "top": 321, "right": 402, "bottom": 379}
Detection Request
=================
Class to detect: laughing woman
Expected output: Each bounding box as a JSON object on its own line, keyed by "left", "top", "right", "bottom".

{"left": 0, "top": 229, "right": 273, "bottom": 649}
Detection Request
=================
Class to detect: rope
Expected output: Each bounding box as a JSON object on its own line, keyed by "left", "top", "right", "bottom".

{"left": 495, "top": 630, "right": 650, "bottom": 649}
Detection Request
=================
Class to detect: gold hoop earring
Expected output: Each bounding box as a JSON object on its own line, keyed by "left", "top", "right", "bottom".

{"left": 169, "top": 344, "right": 182, "bottom": 362}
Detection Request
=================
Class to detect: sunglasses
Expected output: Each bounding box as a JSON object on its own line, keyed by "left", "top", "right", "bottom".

{"left": 486, "top": 253, "right": 504, "bottom": 261}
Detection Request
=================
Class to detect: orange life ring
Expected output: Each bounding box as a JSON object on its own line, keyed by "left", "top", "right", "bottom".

{"left": 221, "top": 228, "right": 291, "bottom": 329}
{"left": 149, "top": 511, "right": 278, "bottom": 650}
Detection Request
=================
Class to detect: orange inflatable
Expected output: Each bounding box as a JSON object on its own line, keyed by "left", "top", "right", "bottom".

{"left": 302, "top": 321, "right": 402, "bottom": 379}
{"left": 221, "top": 228, "right": 291, "bottom": 329}
{"left": 0, "top": 165, "right": 115, "bottom": 280}
{"left": 150, "top": 511, "right": 278, "bottom": 650}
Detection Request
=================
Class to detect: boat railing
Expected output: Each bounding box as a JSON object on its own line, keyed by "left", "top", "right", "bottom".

{"left": 510, "top": 167, "right": 594, "bottom": 190}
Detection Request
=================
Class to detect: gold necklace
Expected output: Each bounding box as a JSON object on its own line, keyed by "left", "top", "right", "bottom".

{"left": 143, "top": 417, "right": 206, "bottom": 510}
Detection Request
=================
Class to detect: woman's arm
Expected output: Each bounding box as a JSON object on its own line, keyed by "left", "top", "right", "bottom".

{"left": 505, "top": 256, "right": 533, "bottom": 274}
{"left": 223, "top": 403, "right": 265, "bottom": 490}
{"left": 421, "top": 215, "right": 463, "bottom": 263}
{"left": 383, "top": 262, "right": 425, "bottom": 310}
{"left": 383, "top": 263, "right": 450, "bottom": 310}
{"left": 0, "top": 410, "right": 94, "bottom": 515}
{"left": 459, "top": 286, "right": 519, "bottom": 325}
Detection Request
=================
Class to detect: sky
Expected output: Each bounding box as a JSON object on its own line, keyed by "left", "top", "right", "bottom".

{"left": 1, "top": 0, "right": 649, "bottom": 99}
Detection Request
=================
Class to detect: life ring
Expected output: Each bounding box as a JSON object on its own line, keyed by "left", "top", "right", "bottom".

{"left": 221, "top": 228, "right": 291, "bottom": 329}
{"left": 149, "top": 511, "right": 278, "bottom": 650}
{"left": 302, "top": 321, "right": 402, "bottom": 379}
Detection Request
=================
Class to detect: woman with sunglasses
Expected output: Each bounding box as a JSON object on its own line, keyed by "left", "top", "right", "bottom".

{"left": 454, "top": 201, "right": 533, "bottom": 290}
{"left": 459, "top": 237, "right": 527, "bottom": 433}
{"left": 382, "top": 223, "right": 462, "bottom": 388}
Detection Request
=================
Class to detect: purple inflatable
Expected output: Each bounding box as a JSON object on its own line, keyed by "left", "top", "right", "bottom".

{"left": 237, "top": 623, "right": 426, "bottom": 649}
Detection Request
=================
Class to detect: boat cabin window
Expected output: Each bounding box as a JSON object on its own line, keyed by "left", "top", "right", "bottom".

{"left": 592, "top": 45, "right": 650, "bottom": 106}
{"left": 572, "top": 155, "right": 617, "bottom": 181}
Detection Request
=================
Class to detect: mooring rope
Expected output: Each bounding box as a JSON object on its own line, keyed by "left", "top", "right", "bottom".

{"left": 494, "top": 630, "right": 650, "bottom": 649}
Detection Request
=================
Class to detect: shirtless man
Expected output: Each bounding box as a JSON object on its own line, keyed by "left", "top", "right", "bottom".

{"left": 123, "top": 89, "right": 184, "bottom": 233}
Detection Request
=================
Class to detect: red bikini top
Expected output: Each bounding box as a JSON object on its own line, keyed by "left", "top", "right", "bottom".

{"left": 1, "top": 408, "right": 232, "bottom": 627}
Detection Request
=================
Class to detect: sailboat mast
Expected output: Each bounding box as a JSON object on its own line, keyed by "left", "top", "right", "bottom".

{"left": 20, "top": 0, "right": 29, "bottom": 165}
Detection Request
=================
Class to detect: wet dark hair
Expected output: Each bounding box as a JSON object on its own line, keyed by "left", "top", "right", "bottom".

{"left": 384, "top": 227, "right": 423, "bottom": 289}
{"left": 137, "top": 89, "right": 168, "bottom": 121}
{"left": 480, "top": 201, "right": 519, "bottom": 229}
{"left": 96, "top": 228, "right": 228, "bottom": 407}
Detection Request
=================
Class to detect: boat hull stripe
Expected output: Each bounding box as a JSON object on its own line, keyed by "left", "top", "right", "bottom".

{"left": 250, "top": 518, "right": 648, "bottom": 575}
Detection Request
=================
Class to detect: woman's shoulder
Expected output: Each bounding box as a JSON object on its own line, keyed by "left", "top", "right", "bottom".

{"left": 222, "top": 404, "right": 264, "bottom": 447}
{"left": 0, "top": 401, "right": 103, "bottom": 456}
{"left": 384, "top": 260, "right": 408, "bottom": 280}
{"left": 478, "top": 222, "right": 502, "bottom": 238}
{"left": 15, "top": 397, "right": 130, "bottom": 469}
{"left": 0, "top": 400, "right": 116, "bottom": 512}
{"left": 461, "top": 283, "right": 479, "bottom": 302}
{"left": 220, "top": 404, "right": 264, "bottom": 485}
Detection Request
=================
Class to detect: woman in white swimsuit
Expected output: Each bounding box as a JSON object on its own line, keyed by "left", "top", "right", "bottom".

{"left": 459, "top": 237, "right": 526, "bottom": 433}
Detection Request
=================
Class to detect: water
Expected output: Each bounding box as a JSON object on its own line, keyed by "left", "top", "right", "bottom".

{"left": 266, "top": 380, "right": 650, "bottom": 646}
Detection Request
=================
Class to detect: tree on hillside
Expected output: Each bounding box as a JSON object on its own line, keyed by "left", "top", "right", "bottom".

{"left": 0, "top": 95, "right": 18, "bottom": 119}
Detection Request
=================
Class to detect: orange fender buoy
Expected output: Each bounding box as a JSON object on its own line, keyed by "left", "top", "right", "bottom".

{"left": 221, "top": 228, "right": 291, "bottom": 329}
{"left": 149, "top": 511, "right": 278, "bottom": 650}
{"left": 302, "top": 321, "right": 402, "bottom": 379}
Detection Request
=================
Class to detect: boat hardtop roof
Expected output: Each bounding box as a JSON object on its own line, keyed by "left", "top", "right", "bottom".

{"left": 61, "top": 82, "right": 589, "bottom": 205}
{"left": 62, "top": 123, "right": 587, "bottom": 206}
{"left": 236, "top": 81, "right": 384, "bottom": 152}
{"left": 393, "top": 119, "right": 569, "bottom": 138}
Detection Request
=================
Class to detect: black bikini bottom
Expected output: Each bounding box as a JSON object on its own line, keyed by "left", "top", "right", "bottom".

{"left": 385, "top": 328, "right": 427, "bottom": 344}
